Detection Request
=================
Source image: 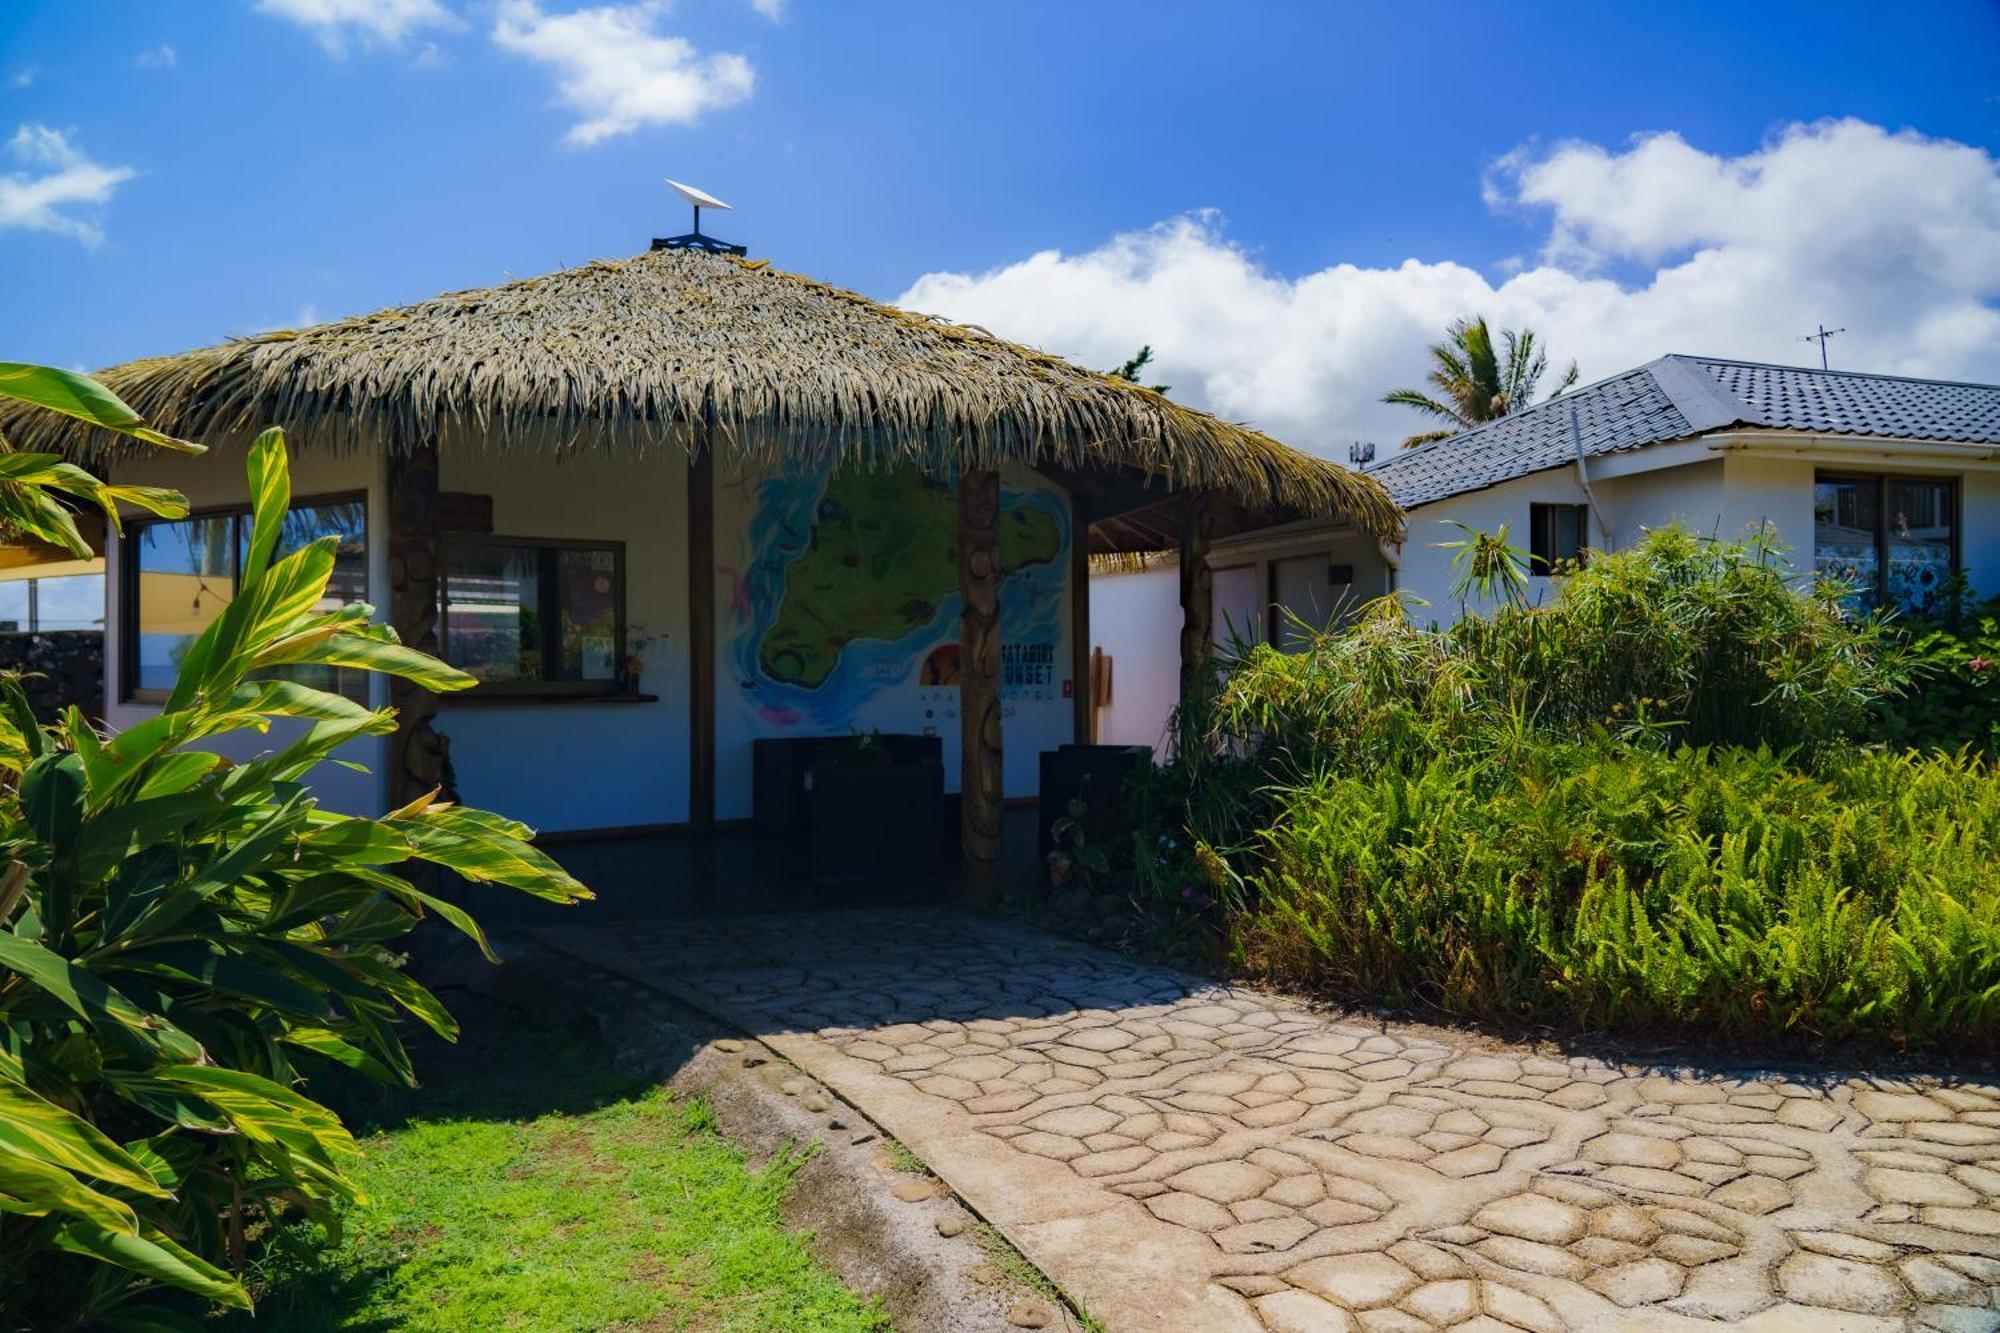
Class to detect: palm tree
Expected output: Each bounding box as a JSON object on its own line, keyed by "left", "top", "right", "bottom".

{"left": 1383, "top": 317, "right": 1578, "bottom": 448}
{"left": 1107, "top": 345, "right": 1170, "bottom": 395}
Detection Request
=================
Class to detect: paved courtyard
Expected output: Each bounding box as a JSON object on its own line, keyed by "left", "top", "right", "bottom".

{"left": 538, "top": 908, "right": 2000, "bottom": 1332}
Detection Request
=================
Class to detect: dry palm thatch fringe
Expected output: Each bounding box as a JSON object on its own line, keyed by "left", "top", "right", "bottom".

{"left": 4, "top": 249, "right": 1401, "bottom": 540}
{"left": 1088, "top": 550, "right": 1179, "bottom": 575}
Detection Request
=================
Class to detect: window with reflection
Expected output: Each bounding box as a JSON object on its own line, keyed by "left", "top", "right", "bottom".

{"left": 127, "top": 497, "right": 369, "bottom": 699}
{"left": 1813, "top": 474, "right": 1957, "bottom": 617}
{"left": 0, "top": 572, "right": 105, "bottom": 633}
{"left": 441, "top": 537, "right": 623, "bottom": 692}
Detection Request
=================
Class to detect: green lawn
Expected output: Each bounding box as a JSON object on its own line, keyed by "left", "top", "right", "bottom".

{"left": 223, "top": 1011, "right": 890, "bottom": 1333}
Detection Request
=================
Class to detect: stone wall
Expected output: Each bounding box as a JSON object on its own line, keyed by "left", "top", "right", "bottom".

{"left": 0, "top": 630, "right": 104, "bottom": 721}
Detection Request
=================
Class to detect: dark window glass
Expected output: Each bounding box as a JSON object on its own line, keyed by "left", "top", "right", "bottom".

{"left": 1887, "top": 479, "right": 1955, "bottom": 617}
{"left": 1814, "top": 475, "right": 1957, "bottom": 617}
{"left": 134, "top": 514, "right": 237, "bottom": 694}
{"left": 442, "top": 538, "right": 623, "bottom": 690}
{"left": 443, "top": 542, "right": 543, "bottom": 684}
{"left": 1813, "top": 477, "right": 1881, "bottom": 612}
{"left": 248, "top": 500, "right": 370, "bottom": 697}
{"left": 556, "top": 547, "right": 620, "bottom": 682}
{"left": 129, "top": 499, "right": 368, "bottom": 699}
{"left": 1529, "top": 504, "right": 1589, "bottom": 571}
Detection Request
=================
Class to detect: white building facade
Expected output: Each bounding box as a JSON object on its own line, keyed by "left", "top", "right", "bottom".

{"left": 1093, "top": 356, "right": 2000, "bottom": 751}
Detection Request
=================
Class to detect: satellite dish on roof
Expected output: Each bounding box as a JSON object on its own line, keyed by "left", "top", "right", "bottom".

{"left": 653, "top": 179, "right": 747, "bottom": 256}
{"left": 666, "top": 179, "right": 732, "bottom": 212}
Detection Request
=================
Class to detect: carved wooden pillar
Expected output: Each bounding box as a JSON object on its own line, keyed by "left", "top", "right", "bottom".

{"left": 388, "top": 437, "right": 449, "bottom": 812}
{"left": 687, "top": 431, "right": 716, "bottom": 833}
{"left": 958, "top": 467, "right": 1003, "bottom": 902}
{"left": 1070, "top": 492, "right": 1093, "bottom": 745}
{"left": 1178, "top": 489, "right": 1215, "bottom": 703}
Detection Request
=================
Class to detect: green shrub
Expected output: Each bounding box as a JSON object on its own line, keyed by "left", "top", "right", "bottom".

{"left": 1236, "top": 738, "right": 2000, "bottom": 1046}
{"left": 1877, "top": 599, "right": 2000, "bottom": 755}
{"left": 1137, "top": 524, "right": 1996, "bottom": 1048}
{"left": 1222, "top": 527, "right": 1908, "bottom": 778}
{"left": 0, "top": 370, "right": 589, "bottom": 1328}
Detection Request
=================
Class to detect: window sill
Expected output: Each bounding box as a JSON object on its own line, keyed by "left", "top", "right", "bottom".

{"left": 438, "top": 691, "right": 660, "bottom": 708}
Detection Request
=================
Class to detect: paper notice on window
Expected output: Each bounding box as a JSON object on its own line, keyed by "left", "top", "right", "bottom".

{"left": 582, "top": 635, "right": 615, "bottom": 679}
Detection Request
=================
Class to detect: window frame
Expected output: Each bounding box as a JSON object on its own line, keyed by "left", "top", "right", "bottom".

{"left": 1813, "top": 471, "right": 1962, "bottom": 615}
{"left": 120, "top": 490, "right": 369, "bottom": 704}
{"left": 438, "top": 532, "right": 628, "bottom": 697}
{"left": 1528, "top": 502, "right": 1591, "bottom": 573}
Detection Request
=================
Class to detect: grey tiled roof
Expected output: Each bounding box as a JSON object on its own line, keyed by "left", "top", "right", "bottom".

{"left": 1366, "top": 355, "right": 2000, "bottom": 509}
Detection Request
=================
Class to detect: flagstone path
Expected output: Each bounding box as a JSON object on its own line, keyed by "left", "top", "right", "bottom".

{"left": 537, "top": 908, "right": 2000, "bottom": 1333}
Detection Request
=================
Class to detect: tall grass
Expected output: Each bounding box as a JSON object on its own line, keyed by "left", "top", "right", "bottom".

{"left": 1196, "top": 526, "right": 1999, "bottom": 1048}
{"left": 1238, "top": 741, "right": 2000, "bottom": 1044}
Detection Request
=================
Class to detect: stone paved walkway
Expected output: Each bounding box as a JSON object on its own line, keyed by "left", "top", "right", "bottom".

{"left": 538, "top": 908, "right": 2000, "bottom": 1333}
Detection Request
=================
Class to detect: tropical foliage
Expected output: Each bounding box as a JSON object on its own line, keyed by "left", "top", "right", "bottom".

{"left": 1237, "top": 738, "right": 2000, "bottom": 1044}
{"left": 1106, "top": 345, "right": 1170, "bottom": 395}
{"left": 1383, "top": 316, "right": 1579, "bottom": 447}
{"left": 1876, "top": 594, "right": 2000, "bottom": 755}
{"left": 0, "top": 368, "right": 590, "bottom": 1328}
{"left": 1224, "top": 525, "right": 1908, "bottom": 763}
{"left": 1102, "top": 526, "right": 2000, "bottom": 1048}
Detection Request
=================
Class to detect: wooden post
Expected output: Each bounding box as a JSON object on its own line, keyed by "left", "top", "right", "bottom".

{"left": 958, "top": 467, "right": 1003, "bottom": 902}
{"left": 687, "top": 430, "right": 716, "bottom": 833}
{"left": 1070, "top": 492, "right": 1092, "bottom": 745}
{"left": 388, "top": 437, "right": 448, "bottom": 811}
{"left": 1178, "top": 490, "right": 1214, "bottom": 704}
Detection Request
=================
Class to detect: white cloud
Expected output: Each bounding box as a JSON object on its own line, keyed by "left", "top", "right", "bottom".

{"left": 899, "top": 119, "right": 2000, "bottom": 454}
{"left": 254, "top": 0, "right": 456, "bottom": 54}
{"left": 0, "top": 125, "right": 135, "bottom": 246}
{"left": 134, "top": 43, "right": 178, "bottom": 70}
{"left": 9, "top": 68, "right": 36, "bottom": 89}
{"left": 493, "top": 1, "right": 754, "bottom": 146}
{"left": 748, "top": 0, "right": 784, "bottom": 18}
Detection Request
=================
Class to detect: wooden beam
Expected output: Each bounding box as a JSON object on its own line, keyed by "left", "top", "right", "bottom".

{"left": 1178, "top": 490, "right": 1215, "bottom": 705}
{"left": 1070, "top": 490, "right": 1092, "bottom": 745}
{"left": 388, "top": 439, "right": 448, "bottom": 811}
{"left": 687, "top": 432, "right": 716, "bottom": 833}
{"left": 957, "top": 467, "right": 1003, "bottom": 903}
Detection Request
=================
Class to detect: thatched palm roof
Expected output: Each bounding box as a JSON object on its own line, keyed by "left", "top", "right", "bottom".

{"left": 8, "top": 247, "right": 1400, "bottom": 541}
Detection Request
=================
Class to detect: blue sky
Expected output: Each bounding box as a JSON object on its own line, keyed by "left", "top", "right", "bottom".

{"left": 4, "top": 1, "right": 1997, "bottom": 450}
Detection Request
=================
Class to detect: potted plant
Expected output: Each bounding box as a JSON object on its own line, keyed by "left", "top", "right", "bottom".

{"left": 619, "top": 623, "right": 662, "bottom": 694}
{"left": 1037, "top": 743, "right": 1154, "bottom": 867}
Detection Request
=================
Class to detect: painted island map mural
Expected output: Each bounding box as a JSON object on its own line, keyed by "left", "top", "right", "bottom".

{"left": 714, "top": 463, "right": 1075, "bottom": 819}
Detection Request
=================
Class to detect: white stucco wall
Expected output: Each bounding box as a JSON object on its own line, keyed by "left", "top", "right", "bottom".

{"left": 1396, "top": 469, "right": 1594, "bottom": 621}
{"left": 1088, "top": 562, "right": 1179, "bottom": 755}
{"left": 1596, "top": 459, "right": 1727, "bottom": 543}
{"left": 103, "top": 436, "right": 1096, "bottom": 836}
{"left": 436, "top": 446, "right": 691, "bottom": 834}
{"left": 1965, "top": 471, "right": 2000, "bottom": 598}
{"left": 103, "top": 438, "right": 390, "bottom": 816}
{"left": 1094, "top": 525, "right": 1402, "bottom": 758}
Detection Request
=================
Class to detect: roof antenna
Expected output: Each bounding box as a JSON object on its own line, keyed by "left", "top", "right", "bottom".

{"left": 1797, "top": 323, "right": 1846, "bottom": 370}
{"left": 654, "top": 179, "right": 747, "bottom": 257}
